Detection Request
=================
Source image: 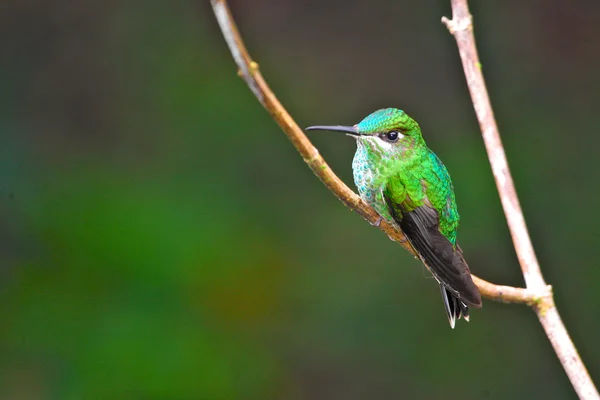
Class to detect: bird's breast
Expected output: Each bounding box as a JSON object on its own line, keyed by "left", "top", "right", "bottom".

{"left": 352, "top": 148, "right": 377, "bottom": 199}
{"left": 352, "top": 148, "right": 394, "bottom": 221}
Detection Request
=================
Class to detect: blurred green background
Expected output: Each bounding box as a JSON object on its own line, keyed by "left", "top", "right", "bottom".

{"left": 1, "top": 0, "right": 599, "bottom": 398}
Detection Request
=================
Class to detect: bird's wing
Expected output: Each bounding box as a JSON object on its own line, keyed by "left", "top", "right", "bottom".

{"left": 383, "top": 189, "right": 482, "bottom": 307}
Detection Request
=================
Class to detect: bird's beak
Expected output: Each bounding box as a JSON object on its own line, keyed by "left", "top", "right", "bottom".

{"left": 305, "top": 125, "right": 360, "bottom": 137}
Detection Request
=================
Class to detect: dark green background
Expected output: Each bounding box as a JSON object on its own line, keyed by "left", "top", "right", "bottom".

{"left": 1, "top": 1, "right": 599, "bottom": 398}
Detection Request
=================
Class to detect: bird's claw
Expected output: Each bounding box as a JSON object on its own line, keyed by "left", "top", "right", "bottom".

{"left": 370, "top": 216, "right": 382, "bottom": 227}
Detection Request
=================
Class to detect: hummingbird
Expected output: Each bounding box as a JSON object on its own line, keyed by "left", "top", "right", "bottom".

{"left": 306, "top": 108, "right": 482, "bottom": 328}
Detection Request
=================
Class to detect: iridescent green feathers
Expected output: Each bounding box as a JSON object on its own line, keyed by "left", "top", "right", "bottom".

{"left": 356, "top": 108, "right": 420, "bottom": 135}
{"left": 355, "top": 109, "right": 459, "bottom": 245}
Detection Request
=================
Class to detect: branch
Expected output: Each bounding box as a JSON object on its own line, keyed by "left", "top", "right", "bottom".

{"left": 210, "top": 0, "right": 544, "bottom": 305}
{"left": 442, "top": 1, "right": 599, "bottom": 398}
{"left": 210, "top": 1, "right": 598, "bottom": 397}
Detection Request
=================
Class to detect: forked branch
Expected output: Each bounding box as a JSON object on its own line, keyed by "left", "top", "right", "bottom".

{"left": 210, "top": 0, "right": 598, "bottom": 398}
{"left": 210, "top": 0, "right": 540, "bottom": 304}
{"left": 442, "top": 0, "right": 598, "bottom": 398}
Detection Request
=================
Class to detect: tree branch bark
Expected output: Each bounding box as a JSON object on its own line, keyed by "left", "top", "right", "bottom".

{"left": 210, "top": 0, "right": 598, "bottom": 397}
{"left": 442, "top": 1, "right": 599, "bottom": 398}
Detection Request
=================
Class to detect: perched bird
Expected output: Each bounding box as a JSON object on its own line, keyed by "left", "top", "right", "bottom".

{"left": 306, "top": 108, "right": 482, "bottom": 328}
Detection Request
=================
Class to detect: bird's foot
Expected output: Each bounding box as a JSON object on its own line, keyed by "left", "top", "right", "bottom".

{"left": 370, "top": 216, "right": 382, "bottom": 227}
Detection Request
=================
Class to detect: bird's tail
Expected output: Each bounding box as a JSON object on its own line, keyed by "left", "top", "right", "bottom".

{"left": 439, "top": 284, "right": 470, "bottom": 329}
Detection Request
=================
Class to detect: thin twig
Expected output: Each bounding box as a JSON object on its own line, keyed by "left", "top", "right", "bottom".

{"left": 210, "top": 0, "right": 544, "bottom": 305}
{"left": 471, "top": 276, "right": 548, "bottom": 305}
{"left": 442, "top": 1, "right": 599, "bottom": 398}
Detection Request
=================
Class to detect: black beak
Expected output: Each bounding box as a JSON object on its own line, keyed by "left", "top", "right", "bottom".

{"left": 305, "top": 125, "right": 360, "bottom": 137}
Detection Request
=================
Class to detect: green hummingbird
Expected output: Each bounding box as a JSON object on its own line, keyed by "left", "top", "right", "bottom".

{"left": 306, "top": 108, "right": 482, "bottom": 328}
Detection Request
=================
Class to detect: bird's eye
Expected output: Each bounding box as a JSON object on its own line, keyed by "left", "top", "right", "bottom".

{"left": 385, "top": 131, "right": 400, "bottom": 142}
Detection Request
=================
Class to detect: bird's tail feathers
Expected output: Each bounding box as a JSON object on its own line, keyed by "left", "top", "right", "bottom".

{"left": 440, "top": 284, "right": 470, "bottom": 329}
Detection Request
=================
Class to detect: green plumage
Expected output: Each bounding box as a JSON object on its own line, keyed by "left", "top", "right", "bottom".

{"left": 306, "top": 108, "right": 481, "bottom": 328}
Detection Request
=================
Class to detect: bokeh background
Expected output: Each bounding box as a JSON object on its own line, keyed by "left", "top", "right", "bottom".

{"left": 2, "top": 0, "right": 599, "bottom": 398}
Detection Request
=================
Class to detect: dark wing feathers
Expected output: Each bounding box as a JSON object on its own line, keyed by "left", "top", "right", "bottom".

{"left": 384, "top": 194, "right": 482, "bottom": 307}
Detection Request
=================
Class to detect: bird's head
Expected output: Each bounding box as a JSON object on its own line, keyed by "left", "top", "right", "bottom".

{"left": 306, "top": 108, "right": 424, "bottom": 158}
